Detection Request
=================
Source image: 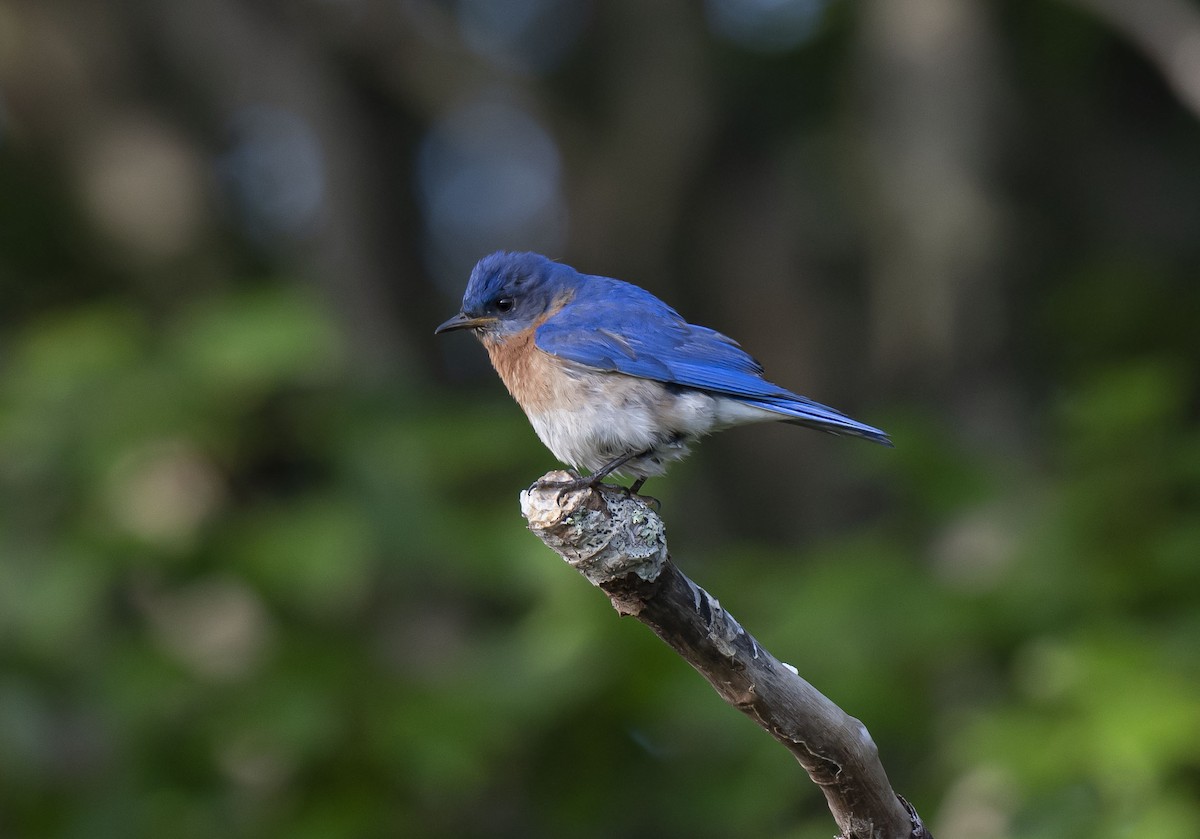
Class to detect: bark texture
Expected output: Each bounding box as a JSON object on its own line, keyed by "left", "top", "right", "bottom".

{"left": 521, "top": 472, "right": 933, "bottom": 839}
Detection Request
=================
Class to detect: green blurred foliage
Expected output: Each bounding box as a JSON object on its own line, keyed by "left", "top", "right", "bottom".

{"left": 2, "top": 1, "right": 1200, "bottom": 838}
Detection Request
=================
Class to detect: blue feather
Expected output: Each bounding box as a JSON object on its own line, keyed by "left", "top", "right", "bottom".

{"left": 535, "top": 275, "right": 891, "bottom": 446}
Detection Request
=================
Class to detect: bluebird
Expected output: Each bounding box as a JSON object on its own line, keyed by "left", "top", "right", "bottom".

{"left": 436, "top": 252, "right": 890, "bottom": 495}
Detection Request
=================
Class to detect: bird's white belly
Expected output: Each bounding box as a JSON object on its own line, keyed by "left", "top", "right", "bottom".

{"left": 524, "top": 370, "right": 774, "bottom": 478}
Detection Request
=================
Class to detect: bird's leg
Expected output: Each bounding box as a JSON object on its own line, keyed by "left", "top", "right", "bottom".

{"left": 535, "top": 449, "right": 650, "bottom": 500}
{"left": 590, "top": 449, "right": 646, "bottom": 484}
{"left": 625, "top": 476, "right": 662, "bottom": 511}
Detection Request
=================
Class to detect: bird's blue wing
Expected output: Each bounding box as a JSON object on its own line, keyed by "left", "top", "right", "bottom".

{"left": 535, "top": 278, "right": 891, "bottom": 445}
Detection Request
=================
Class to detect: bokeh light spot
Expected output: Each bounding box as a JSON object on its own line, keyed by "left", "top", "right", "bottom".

{"left": 78, "top": 117, "right": 205, "bottom": 261}
{"left": 704, "top": 0, "right": 831, "bottom": 53}
{"left": 217, "top": 105, "right": 325, "bottom": 244}
{"left": 417, "top": 95, "right": 567, "bottom": 290}
{"left": 455, "top": 0, "right": 590, "bottom": 73}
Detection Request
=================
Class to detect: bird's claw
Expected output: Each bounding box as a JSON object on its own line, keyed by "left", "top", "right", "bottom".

{"left": 532, "top": 472, "right": 598, "bottom": 504}
{"left": 531, "top": 474, "right": 661, "bottom": 511}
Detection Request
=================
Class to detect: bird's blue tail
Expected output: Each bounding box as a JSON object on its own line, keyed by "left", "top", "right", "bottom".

{"left": 739, "top": 395, "right": 893, "bottom": 447}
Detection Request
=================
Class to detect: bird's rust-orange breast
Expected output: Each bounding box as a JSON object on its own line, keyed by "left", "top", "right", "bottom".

{"left": 481, "top": 292, "right": 576, "bottom": 415}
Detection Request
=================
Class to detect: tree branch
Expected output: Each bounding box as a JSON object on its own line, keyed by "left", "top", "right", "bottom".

{"left": 520, "top": 471, "right": 933, "bottom": 839}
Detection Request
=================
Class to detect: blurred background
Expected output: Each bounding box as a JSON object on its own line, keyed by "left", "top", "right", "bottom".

{"left": 1, "top": 0, "right": 1199, "bottom": 837}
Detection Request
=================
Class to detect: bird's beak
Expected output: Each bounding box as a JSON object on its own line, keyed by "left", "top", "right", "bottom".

{"left": 434, "top": 312, "right": 494, "bottom": 334}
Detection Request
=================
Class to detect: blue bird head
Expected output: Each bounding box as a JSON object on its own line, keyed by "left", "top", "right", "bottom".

{"left": 435, "top": 252, "right": 572, "bottom": 339}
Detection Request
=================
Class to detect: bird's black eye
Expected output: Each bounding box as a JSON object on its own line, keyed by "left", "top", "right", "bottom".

{"left": 495, "top": 296, "right": 515, "bottom": 313}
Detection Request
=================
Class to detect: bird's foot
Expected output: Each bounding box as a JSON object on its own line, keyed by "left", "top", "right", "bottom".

{"left": 528, "top": 470, "right": 580, "bottom": 494}
{"left": 529, "top": 472, "right": 661, "bottom": 510}
{"left": 533, "top": 472, "right": 659, "bottom": 505}
{"left": 530, "top": 451, "right": 658, "bottom": 505}
{"left": 532, "top": 471, "right": 609, "bottom": 503}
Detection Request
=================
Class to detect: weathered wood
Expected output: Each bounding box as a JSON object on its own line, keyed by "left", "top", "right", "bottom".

{"left": 521, "top": 471, "right": 932, "bottom": 839}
